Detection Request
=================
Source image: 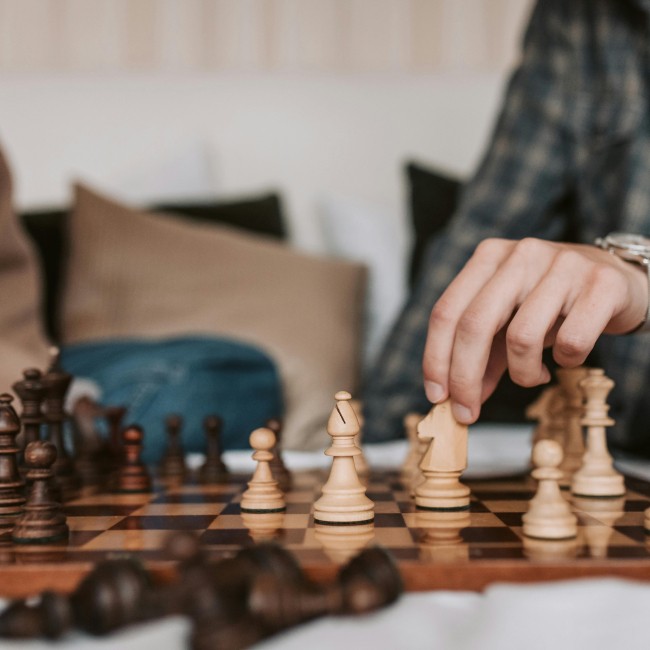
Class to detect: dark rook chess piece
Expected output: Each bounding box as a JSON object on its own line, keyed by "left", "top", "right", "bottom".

{"left": 12, "top": 369, "right": 45, "bottom": 474}
{"left": 115, "top": 425, "right": 152, "bottom": 493}
{"left": 12, "top": 441, "right": 69, "bottom": 544}
{"left": 0, "top": 394, "right": 26, "bottom": 528}
{"left": 42, "top": 348, "right": 80, "bottom": 498}
{"left": 159, "top": 414, "right": 187, "bottom": 481}
{"left": 266, "top": 417, "right": 292, "bottom": 491}
{"left": 199, "top": 415, "right": 228, "bottom": 484}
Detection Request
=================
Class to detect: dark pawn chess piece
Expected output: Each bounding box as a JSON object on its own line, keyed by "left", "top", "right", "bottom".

{"left": 159, "top": 414, "right": 187, "bottom": 481}
{"left": 12, "top": 368, "right": 45, "bottom": 473}
{"left": 12, "top": 441, "right": 69, "bottom": 545}
{"left": 104, "top": 405, "right": 127, "bottom": 467}
{"left": 42, "top": 348, "right": 81, "bottom": 499}
{"left": 0, "top": 394, "right": 26, "bottom": 527}
{"left": 266, "top": 417, "right": 292, "bottom": 491}
{"left": 114, "top": 425, "right": 152, "bottom": 493}
{"left": 199, "top": 415, "right": 229, "bottom": 484}
{"left": 70, "top": 397, "right": 106, "bottom": 490}
{"left": 0, "top": 590, "right": 71, "bottom": 639}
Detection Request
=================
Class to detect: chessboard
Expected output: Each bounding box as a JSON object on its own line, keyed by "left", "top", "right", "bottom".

{"left": 2, "top": 468, "right": 650, "bottom": 599}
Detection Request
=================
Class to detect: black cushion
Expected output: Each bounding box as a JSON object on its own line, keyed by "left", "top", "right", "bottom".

{"left": 20, "top": 192, "right": 288, "bottom": 342}
{"left": 406, "top": 161, "right": 462, "bottom": 288}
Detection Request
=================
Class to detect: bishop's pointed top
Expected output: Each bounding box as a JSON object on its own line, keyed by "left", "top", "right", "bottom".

{"left": 328, "top": 391, "right": 359, "bottom": 437}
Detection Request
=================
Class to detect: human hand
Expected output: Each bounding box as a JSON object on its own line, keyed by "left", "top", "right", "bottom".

{"left": 422, "top": 238, "right": 648, "bottom": 424}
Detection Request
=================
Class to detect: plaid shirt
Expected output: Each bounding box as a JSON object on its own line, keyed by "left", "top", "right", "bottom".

{"left": 364, "top": 0, "right": 650, "bottom": 456}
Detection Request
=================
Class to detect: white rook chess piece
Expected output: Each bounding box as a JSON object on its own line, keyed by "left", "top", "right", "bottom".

{"left": 414, "top": 400, "right": 470, "bottom": 511}
{"left": 523, "top": 439, "right": 577, "bottom": 540}
{"left": 240, "top": 428, "right": 286, "bottom": 513}
{"left": 314, "top": 391, "right": 374, "bottom": 525}
{"left": 571, "top": 369, "right": 625, "bottom": 498}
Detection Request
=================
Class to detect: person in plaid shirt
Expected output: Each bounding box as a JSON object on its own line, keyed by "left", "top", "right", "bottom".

{"left": 364, "top": 0, "right": 650, "bottom": 456}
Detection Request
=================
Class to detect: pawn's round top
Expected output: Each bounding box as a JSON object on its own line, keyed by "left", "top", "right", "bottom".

{"left": 23, "top": 368, "right": 42, "bottom": 381}
{"left": 24, "top": 441, "right": 57, "bottom": 468}
{"left": 532, "top": 439, "right": 563, "bottom": 469}
{"left": 163, "top": 531, "right": 201, "bottom": 563}
{"left": 166, "top": 414, "right": 182, "bottom": 430}
{"left": 249, "top": 427, "right": 276, "bottom": 451}
{"left": 123, "top": 425, "right": 144, "bottom": 444}
{"left": 0, "top": 393, "right": 13, "bottom": 406}
{"left": 335, "top": 390, "right": 352, "bottom": 401}
{"left": 203, "top": 415, "right": 222, "bottom": 432}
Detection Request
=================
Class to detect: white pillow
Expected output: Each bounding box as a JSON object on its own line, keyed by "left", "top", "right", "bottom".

{"left": 318, "top": 194, "right": 409, "bottom": 367}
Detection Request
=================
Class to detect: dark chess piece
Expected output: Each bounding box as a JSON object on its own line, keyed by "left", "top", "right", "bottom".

{"left": 199, "top": 415, "right": 229, "bottom": 484}
{"left": 71, "top": 558, "right": 153, "bottom": 635}
{"left": 12, "top": 441, "right": 69, "bottom": 545}
{"left": 159, "top": 414, "right": 187, "bottom": 481}
{"left": 266, "top": 417, "right": 292, "bottom": 491}
{"left": 42, "top": 348, "right": 81, "bottom": 498}
{"left": 104, "top": 405, "right": 127, "bottom": 467}
{"left": 70, "top": 397, "right": 107, "bottom": 490}
{"left": 0, "top": 590, "right": 71, "bottom": 639}
{"left": 12, "top": 368, "right": 45, "bottom": 474}
{"left": 0, "top": 394, "right": 26, "bottom": 527}
{"left": 114, "top": 425, "right": 152, "bottom": 493}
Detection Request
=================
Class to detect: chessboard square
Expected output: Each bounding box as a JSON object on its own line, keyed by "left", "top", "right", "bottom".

{"left": 173, "top": 484, "right": 240, "bottom": 495}
{"left": 613, "top": 525, "right": 648, "bottom": 544}
{"left": 285, "top": 491, "right": 318, "bottom": 504}
{"left": 374, "top": 501, "right": 401, "bottom": 514}
{"left": 605, "top": 545, "right": 650, "bottom": 558}
{"left": 82, "top": 530, "right": 172, "bottom": 550}
{"left": 64, "top": 505, "right": 142, "bottom": 517}
{"left": 132, "top": 504, "right": 226, "bottom": 516}
{"left": 481, "top": 501, "right": 529, "bottom": 513}
{"left": 220, "top": 503, "right": 242, "bottom": 515}
{"left": 374, "top": 513, "right": 406, "bottom": 528}
{"left": 461, "top": 527, "right": 521, "bottom": 543}
{"left": 494, "top": 512, "right": 523, "bottom": 527}
{"left": 67, "top": 516, "right": 126, "bottom": 531}
{"left": 110, "top": 515, "right": 216, "bottom": 531}
{"left": 201, "top": 528, "right": 253, "bottom": 546}
{"left": 281, "top": 514, "right": 311, "bottom": 528}
{"left": 68, "top": 530, "right": 105, "bottom": 547}
{"left": 469, "top": 501, "right": 490, "bottom": 513}
{"left": 284, "top": 503, "right": 312, "bottom": 514}
{"left": 366, "top": 492, "right": 395, "bottom": 502}
{"left": 374, "top": 528, "right": 414, "bottom": 546}
{"left": 469, "top": 546, "right": 526, "bottom": 559}
{"left": 624, "top": 499, "right": 650, "bottom": 512}
{"left": 151, "top": 493, "right": 233, "bottom": 504}
{"left": 280, "top": 529, "right": 307, "bottom": 545}
{"left": 208, "top": 514, "right": 245, "bottom": 529}
{"left": 67, "top": 494, "right": 153, "bottom": 506}
{"left": 472, "top": 490, "right": 533, "bottom": 501}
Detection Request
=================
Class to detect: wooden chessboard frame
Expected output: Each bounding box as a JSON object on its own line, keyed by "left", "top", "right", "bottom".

{"left": 1, "top": 469, "right": 650, "bottom": 598}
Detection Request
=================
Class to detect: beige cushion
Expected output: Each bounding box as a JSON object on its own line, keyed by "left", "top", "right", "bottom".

{"left": 61, "top": 183, "right": 366, "bottom": 450}
{"left": 0, "top": 144, "right": 50, "bottom": 390}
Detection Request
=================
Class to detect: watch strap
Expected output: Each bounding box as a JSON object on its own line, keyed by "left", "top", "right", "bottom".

{"left": 628, "top": 258, "right": 650, "bottom": 334}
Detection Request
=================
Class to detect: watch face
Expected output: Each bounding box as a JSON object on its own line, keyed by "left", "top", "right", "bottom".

{"left": 606, "top": 232, "right": 650, "bottom": 258}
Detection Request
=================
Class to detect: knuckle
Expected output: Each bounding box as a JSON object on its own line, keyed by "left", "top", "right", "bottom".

{"left": 474, "top": 237, "right": 508, "bottom": 260}
{"left": 429, "top": 299, "right": 455, "bottom": 329}
{"left": 589, "top": 263, "right": 624, "bottom": 292}
{"left": 554, "top": 332, "right": 590, "bottom": 360}
{"left": 512, "top": 237, "right": 547, "bottom": 259}
{"left": 553, "top": 249, "right": 585, "bottom": 271}
{"left": 505, "top": 326, "right": 538, "bottom": 357}
{"left": 457, "top": 309, "right": 485, "bottom": 338}
{"left": 448, "top": 372, "right": 475, "bottom": 395}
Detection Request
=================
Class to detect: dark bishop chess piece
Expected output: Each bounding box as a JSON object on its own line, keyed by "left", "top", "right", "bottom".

{"left": 42, "top": 347, "right": 81, "bottom": 499}
{"left": 266, "top": 417, "right": 292, "bottom": 491}
{"left": 159, "top": 414, "right": 187, "bottom": 481}
{"left": 12, "top": 441, "right": 69, "bottom": 545}
{"left": 114, "top": 425, "right": 152, "bottom": 494}
{"left": 0, "top": 394, "right": 26, "bottom": 528}
{"left": 199, "top": 415, "right": 229, "bottom": 484}
{"left": 12, "top": 368, "right": 45, "bottom": 475}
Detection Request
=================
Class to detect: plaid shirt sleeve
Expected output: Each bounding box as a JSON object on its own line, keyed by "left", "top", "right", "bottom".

{"left": 363, "top": 0, "right": 586, "bottom": 442}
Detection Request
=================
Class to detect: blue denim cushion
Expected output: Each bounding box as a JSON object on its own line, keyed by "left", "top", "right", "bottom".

{"left": 61, "top": 336, "right": 283, "bottom": 463}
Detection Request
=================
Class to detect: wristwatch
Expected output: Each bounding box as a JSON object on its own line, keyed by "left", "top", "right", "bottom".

{"left": 595, "top": 232, "right": 650, "bottom": 333}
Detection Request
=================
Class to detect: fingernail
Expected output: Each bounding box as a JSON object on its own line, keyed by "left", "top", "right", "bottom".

{"left": 424, "top": 381, "right": 445, "bottom": 403}
{"left": 452, "top": 402, "right": 473, "bottom": 424}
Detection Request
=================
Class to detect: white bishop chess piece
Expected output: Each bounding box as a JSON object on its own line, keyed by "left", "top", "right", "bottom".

{"left": 240, "top": 428, "right": 286, "bottom": 513}
{"left": 571, "top": 368, "right": 625, "bottom": 498}
{"left": 414, "top": 399, "right": 470, "bottom": 511}
{"left": 313, "top": 391, "right": 374, "bottom": 525}
{"left": 523, "top": 440, "right": 577, "bottom": 540}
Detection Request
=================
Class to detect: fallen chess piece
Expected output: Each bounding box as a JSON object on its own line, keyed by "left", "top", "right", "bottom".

{"left": 0, "top": 531, "right": 403, "bottom": 650}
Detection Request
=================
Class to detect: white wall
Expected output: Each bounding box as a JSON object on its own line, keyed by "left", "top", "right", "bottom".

{"left": 0, "top": 71, "right": 508, "bottom": 250}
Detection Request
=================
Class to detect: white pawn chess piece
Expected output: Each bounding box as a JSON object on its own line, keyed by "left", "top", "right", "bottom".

{"left": 523, "top": 440, "right": 577, "bottom": 540}
{"left": 571, "top": 369, "right": 625, "bottom": 498}
{"left": 414, "top": 400, "right": 470, "bottom": 511}
{"left": 240, "top": 428, "right": 286, "bottom": 513}
{"left": 314, "top": 391, "right": 374, "bottom": 525}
